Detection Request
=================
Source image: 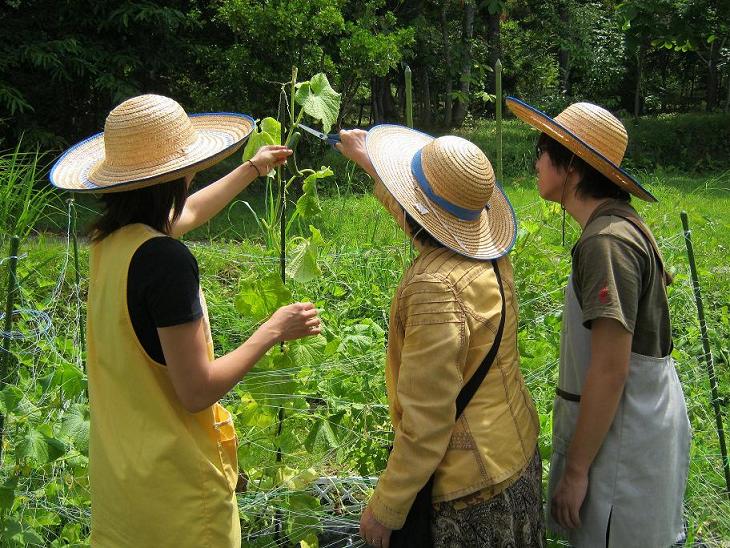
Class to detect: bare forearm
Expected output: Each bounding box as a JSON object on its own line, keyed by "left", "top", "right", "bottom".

{"left": 190, "top": 326, "right": 277, "bottom": 411}
{"left": 172, "top": 162, "right": 258, "bottom": 237}
{"left": 566, "top": 359, "right": 627, "bottom": 475}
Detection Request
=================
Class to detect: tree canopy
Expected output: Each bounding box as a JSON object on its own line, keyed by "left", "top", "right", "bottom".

{"left": 1, "top": 0, "right": 728, "bottom": 148}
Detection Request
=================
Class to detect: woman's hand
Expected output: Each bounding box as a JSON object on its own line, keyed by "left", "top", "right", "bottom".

{"left": 360, "top": 507, "right": 391, "bottom": 548}
{"left": 336, "top": 129, "right": 377, "bottom": 177}
{"left": 250, "top": 145, "right": 293, "bottom": 175}
{"left": 263, "top": 302, "right": 321, "bottom": 342}
{"left": 550, "top": 466, "right": 588, "bottom": 529}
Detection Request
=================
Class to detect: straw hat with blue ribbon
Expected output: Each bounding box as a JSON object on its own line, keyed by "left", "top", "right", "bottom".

{"left": 365, "top": 125, "right": 516, "bottom": 260}
{"left": 506, "top": 96, "right": 656, "bottom": 202}
{"left": 50, "top": 94, "right": 255, "bottom": 193}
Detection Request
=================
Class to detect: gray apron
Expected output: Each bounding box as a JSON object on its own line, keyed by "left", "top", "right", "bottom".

{"left": 547, "top": 276, "right": 691, "bottom": 547}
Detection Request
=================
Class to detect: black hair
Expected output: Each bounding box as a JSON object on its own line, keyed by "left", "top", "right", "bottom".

{"left": 89, "top": 178, "right": 188, "bottom": 242}
{"left": 405, "top": 213, "right": 443, "bottom": 248}
{"left": 537, "top": 133, "right": 630, "bottom": 202}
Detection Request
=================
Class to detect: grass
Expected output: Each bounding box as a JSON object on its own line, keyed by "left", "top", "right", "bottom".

{"left": 5, "top": 157, "right": 730, "bottom": 545}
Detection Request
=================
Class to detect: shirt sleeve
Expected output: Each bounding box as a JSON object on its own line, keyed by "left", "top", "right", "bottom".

{"left": 573, "top": 233, "right": 645, "bottom": 333}
{"left": 134, "top": 237, "right": 203, "bottom": 328}
{"left": 368, "top": 276, "right": 466, "bottom": 530}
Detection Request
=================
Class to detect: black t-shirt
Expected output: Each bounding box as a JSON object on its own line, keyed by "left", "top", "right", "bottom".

{"left": 127, "top": 237, "right": 203, "bottom": 364}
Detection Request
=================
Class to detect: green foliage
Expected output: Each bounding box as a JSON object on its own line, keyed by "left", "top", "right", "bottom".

{"left": 0, "top": 146, "right": 52, "bottom": 248}
{"left": 295, "top": 74, "right": 342, "bottom": 134}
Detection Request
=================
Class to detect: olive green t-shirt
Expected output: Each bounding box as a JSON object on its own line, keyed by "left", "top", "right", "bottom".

{"left": 571, "top": 200, "right": 672, "bottom": 357}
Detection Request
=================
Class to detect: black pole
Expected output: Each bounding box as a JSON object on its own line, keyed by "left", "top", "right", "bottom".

{"left": 68, "top": 198, "right": 86, "bottom": 358}
{"left": 0, "top": 235, "right": 20, "bottom": 463}
{"left": 681, "top": 211, "right": 730, "bottom": 499}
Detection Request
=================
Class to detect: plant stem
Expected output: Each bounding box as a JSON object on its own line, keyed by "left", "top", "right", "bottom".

{"left": 0, "top": 235, "right": 20, "bottom": 464}
{"left": 495, "top": 58, "right": 503, "bottom": 184}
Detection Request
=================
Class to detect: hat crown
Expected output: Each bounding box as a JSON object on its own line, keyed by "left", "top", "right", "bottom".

{"left": 420, "top": 136, "right": 495, "bottom": 212}
{"left": 554, "top": 102, "right": 627, "bottom": 166}
{"left": 101, "top": 94, "right": 197, "bottom": 171}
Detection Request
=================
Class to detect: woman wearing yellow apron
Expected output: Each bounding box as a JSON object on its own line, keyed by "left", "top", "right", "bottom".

{"left": 49, "top": 94, "right": 321, "bottom": 546}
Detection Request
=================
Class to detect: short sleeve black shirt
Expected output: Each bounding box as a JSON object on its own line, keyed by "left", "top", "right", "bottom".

{"left": 127, "top": 237, "right": 203, "bottom": 364}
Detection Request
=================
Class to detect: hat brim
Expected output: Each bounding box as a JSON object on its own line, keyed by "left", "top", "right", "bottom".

{"left": 49, "top": 113, "right": 255, "bottom": 193}
{"left": 366, "top": 125, "right": 517, "bottom": 260}
{"left": 505, "top": 97, "right": 656, "bottom": 202}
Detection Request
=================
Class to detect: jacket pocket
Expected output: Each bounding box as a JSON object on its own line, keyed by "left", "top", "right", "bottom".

{"left": 213, "top": 403, "right": 239, "bottom": 494}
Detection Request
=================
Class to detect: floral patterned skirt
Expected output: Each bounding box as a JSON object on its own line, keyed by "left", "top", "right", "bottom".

{"left": 431, "top": 449, "right": 545, "bottom": 548}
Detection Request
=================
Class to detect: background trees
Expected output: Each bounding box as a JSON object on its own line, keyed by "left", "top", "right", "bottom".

{"left": 1, "top": 0, "right": 727, "bottom": 148}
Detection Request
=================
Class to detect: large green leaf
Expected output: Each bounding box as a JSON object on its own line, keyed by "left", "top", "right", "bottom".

{"left": 242, "top": 117, "right": 281, "bottom": 177}
{"left": 60, "top": 403, "right": 90, "bottom": 456}
{"left": 0, "top": 476, "right": 18, "bottom": 511}
{"left": 16, "top": 427, "right": 66, "bottom": 464}
{"left": 287, "top": 226, "right": 325, "bottom": 283}
{"left": 295, "top": 74, "right": 341, "bottom": 133}
{"left": 294, "top": 167, "right": 333, "bottom": 222}
{"left": 0, "top": 385, "right": 24, "bottom": 414}
{"left": 235, "top": 273, "right": 292, "bottom": 323}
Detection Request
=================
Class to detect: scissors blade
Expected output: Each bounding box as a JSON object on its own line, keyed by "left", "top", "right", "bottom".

{"left": 298, "top": 124, "right": 328, "bottom": 141}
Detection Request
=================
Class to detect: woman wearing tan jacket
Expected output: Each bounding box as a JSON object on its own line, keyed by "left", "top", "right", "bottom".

{"left": 337, "top": 127, "right": 543, "bottom": 548}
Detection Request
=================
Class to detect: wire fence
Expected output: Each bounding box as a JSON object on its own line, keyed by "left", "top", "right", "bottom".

{"left": 0, "top": 188, "right": 728, "bottom": 547}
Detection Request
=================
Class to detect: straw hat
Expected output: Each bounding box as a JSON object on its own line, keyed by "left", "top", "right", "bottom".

{"left": 505, "top": 97, "right": 656, "bottom": 202}
{"left": 366, "top": 125, "right": 516, "bottom": 260}
{"left": 50, "top": 94, "right": 255, "bottom": 193}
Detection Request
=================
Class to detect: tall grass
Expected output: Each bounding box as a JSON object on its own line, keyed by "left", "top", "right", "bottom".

{"left": 0, "top": 144, "right": 53, "bottom": 249}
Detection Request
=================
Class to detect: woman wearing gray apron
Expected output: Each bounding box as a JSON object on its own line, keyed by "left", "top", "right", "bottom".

{"left": 507, "top": 97, "right": 690, "bottom": 547}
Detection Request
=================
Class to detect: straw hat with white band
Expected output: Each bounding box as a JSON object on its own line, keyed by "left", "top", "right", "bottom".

{"left": 505, "top": 96, "right": 656, "bottom": 202}
{"left": 365, "top": 125, "right": 516, "bottom": 260}
{"left": 50, "top": 94, "right": 255, "bottom": 193}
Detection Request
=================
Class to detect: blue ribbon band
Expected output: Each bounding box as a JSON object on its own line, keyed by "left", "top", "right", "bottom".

{"left": 410, "top": 149, "right": 485, "bottom": 221}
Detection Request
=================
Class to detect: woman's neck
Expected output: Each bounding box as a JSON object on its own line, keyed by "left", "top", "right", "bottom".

{"left": 563, "top": 193, "right": 612, "bottom": 230}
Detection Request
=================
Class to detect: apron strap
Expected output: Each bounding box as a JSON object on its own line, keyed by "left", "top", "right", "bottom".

{"left": 590, "top": 206, "right": 673, "bottom": 287}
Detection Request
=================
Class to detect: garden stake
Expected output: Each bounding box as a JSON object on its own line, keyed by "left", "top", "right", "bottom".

{"left": 0, "top": 235, "right": 20, "bottom": 462}
{"left": 495, "top": 59, "right": 503, "bottom": 184}
{"left": 404, "top": 64, "right": 413, "bottom": 128}
{"left": 68, "top": 198, "right": 86, "bottom": 358}
{"left": 681, "top": 211, "right": 730, "bottom": 499}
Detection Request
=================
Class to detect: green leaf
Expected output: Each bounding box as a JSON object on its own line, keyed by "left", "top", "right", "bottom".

{"left": 0, "top": 476, "right": 18, "bottom": 511}
{"left": 287, "top": 226, "right": 326, "bottom": 283}
{"left": 60, "top": 403, "right": 90, "bottom": 456}
{"left": 295, "top": 74, "right": 341, "bottom": 133}
{"left": 294, "top": 167, "right": 333, "bottom": 222}
{"left": 0, "top": 385, "right": 24, "bottom": 414}
{"left": 235, "top": 273, "right": 292, "bottom": 322}
{"left": 16, "top": 427, "right": 66, "bottom": 464}
{"left": 55, "top": 362, "right": 86, "bottom": 399}
{"left": 242, "top": 117, "right": 281, "bottom": 175}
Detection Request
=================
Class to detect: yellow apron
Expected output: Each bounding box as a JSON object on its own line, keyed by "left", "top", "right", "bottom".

{"left": 87, "top": 223, "right": 240, "bottom": 547}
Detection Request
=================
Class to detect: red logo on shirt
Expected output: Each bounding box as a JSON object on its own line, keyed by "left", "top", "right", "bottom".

{"left": 598, "top": 286, "right": 610, "bottom": 304}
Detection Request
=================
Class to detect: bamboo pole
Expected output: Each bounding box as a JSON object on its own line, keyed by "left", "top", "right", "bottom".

{"left": 404, "top": 64, "right": 413, "bottom": 128}
{"left": 0, "top": 235, "right": 20, "bottom": 463}
{"left": 495, "top": 59, "right": 503, "bottom": 184}
{"left": 681, "top": 211, "right": 730, "bottom": 499}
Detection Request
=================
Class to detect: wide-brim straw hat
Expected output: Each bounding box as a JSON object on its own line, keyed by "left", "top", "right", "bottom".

{"left": 366, "top": 125, "right": 516, "bottom": 260}
{"left": 506, "top": 97, "right": 656, "bottom": 202}
{"left": 50, "top": 94, "right": 255, "bottom": 193}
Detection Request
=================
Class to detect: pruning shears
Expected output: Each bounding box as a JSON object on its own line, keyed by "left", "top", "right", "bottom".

{"left": 297, "top": 123, "right": 341, "bottom": 149}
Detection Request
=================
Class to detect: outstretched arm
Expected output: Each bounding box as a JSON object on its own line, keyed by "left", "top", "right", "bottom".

{"left": 158, "top": 302, "right": 320, "bottom": 412}
{"left": 171, "top": 145, "right": 292, "bottom": 237}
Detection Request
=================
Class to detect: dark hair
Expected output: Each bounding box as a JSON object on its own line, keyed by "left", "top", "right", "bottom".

{"left": 89, "top": 178, "right": 188, "bottom": 241}
{"left": 405, "top": 213, "right": 443, "bottom": 248}
{"left": 537, "top": 133, "right": 630, "bottom": 202}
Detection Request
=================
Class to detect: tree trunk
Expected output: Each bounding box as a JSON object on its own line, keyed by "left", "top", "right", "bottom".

{"left": 441, "top": 2, "right": 453, "bottom": 127}
{"left": 633, "top": 42, "right": 647, "bottom": 118}
{"left": 421, "top": 68, "right": 432, "bottom": 127}
{"left": 381, "top": 73, "right": 398, "bottom": 120}
{"left": 486, "top": 8, "right": 501, "bottom": 108}
{"left": 705, "top": 42, "right": 720, "bottom": 111}
{"left": 452, "top": 0, "right": 475, "bottom": 128}
{"left": 558, "top": 2, "right": 571, "bottom": 95}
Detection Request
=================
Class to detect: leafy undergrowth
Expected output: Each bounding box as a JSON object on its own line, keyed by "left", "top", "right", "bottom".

{"left": 0, "top": 172, "right": 728, "bottom": 546}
